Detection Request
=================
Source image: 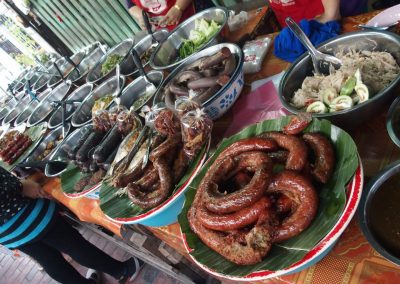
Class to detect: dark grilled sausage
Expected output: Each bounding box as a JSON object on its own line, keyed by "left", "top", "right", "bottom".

{"left": 267, "top": 170, "right": 318, "bottom": 243}
{"left": 259, "top": 132, "right": 308, "bottom": 171}
{"left": 198, "top": 197, "right": 272, "bottom": 231}
{"left": 302, "top": 132, "right": 335, "bottom": 184}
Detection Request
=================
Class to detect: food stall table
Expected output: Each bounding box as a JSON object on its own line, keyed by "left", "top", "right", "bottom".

{"left": 39, "top": 10, "right": 400, "bottom": 283}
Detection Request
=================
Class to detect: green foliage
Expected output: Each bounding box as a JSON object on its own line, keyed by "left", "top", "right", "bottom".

{"left": 13, "top": 53, "right": 35, "bottom": 66}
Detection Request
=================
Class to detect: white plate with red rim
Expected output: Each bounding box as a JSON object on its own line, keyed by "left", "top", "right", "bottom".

{"left": 181, "top": 160, "right": 363, "bottom": 281}
{"left": 178, "top": 116, "right": 363, "bottom": 281}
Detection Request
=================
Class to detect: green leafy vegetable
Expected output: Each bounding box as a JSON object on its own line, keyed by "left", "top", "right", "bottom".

{"left": 101, "top": 54, "right": 124, "bottom": 76}
{"left": 178, "top": 19, "right": 221, "bottom": 59}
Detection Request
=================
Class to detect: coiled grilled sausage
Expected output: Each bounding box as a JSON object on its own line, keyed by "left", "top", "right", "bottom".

{"left": 259, "top": 132, "right": 308, "bottom": 171}
{"left": 127, "top": 157, "right": 173, "bottom": 209}
{"left": 197, "top": 197, "right": 272, "bottom": 231}
{"left": 267, "top": 170, "right": 318, "bottom": 242}
{"left": 214, "top": 137, "right": 278, "bottom": 166}
{"left": 203, "top": 152, "right": 272, "bottom": 214}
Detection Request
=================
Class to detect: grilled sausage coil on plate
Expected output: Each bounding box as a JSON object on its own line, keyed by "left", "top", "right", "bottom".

{"left": 188, "top": 118, "right": 336, "bottom": 265}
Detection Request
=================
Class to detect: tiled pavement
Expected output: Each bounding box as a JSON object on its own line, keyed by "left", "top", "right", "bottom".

{"left": 0, "top": 225, "right": 183, "bottom": 284}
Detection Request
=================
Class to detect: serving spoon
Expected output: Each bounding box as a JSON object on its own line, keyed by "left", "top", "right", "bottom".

{"left": 358, "top": 21, "right": 399, "bottom": 31}
{"left": 131, "top": 49, "right": 157, "bottom": 98}
{"left": 142, "top": 10, "right": 159, "bottom": 48}
{"left": 285, "top": 17, "right": 342, "bottom": 75}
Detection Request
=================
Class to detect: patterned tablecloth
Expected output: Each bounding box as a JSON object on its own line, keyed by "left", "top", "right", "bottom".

{"left": 40, "top": 10, "right": 400, "bottom": 283}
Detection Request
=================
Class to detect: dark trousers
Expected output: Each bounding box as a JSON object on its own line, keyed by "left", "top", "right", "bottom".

{"left": 19, "top": 214, "right": 126, "bottom": 284}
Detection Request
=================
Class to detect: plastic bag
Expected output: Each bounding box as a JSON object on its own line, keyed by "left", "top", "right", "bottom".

{"left": 243, "top": 37, "right": 272, "bottom": 74}
{"left": 181, "top": 109, "right": 212, "bottom": 158}
{"left": 228, "top": 11, "right": 248, "bottom": 32}
{"left": 154, "top": 108, "right": 181, "bottom": 137}
{"left": 109, "top": 104, "right": 128, "bottom": 125}
{"left": 140, "top": 103, "right": 166, "bottom": 127}
{"left": 93, "top": 110, "right": 112, "bottom": 133}
{"left": 117, "top": 110, "right": 140, "bottom": 136}
{"left": 175, "top": 91, "right": 200, "bottom": 118}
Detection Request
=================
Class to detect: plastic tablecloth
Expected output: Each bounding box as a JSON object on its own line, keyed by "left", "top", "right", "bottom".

{"left": 40, "top": 10, "right": 400, "bottom": 283}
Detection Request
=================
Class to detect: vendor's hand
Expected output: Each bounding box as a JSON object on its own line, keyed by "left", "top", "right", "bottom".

{"left": 129, "top": 6, "right": 146, "bottom": 30}
{"left": 158, "top": 6, "right": 182, "bottom": 27}
{"left": 21, "top": 180, "right": 52, "bottom": 199}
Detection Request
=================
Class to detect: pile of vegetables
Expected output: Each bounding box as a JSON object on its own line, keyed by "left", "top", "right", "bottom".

{"left": 307, "top": 69, "right": 369, "bottom": 113}
{"left": 101, "top": 54, "right": 124, "bottom": 76}
{"left": 179, "top": 19, "right": 221, "bottom": 59}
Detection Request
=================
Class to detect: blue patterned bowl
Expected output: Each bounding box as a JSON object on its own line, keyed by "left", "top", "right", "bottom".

{"left": 153, "top": 43, "right": 244, "bottom": 120}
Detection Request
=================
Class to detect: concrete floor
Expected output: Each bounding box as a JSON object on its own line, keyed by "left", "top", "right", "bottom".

{"left": 0, "top": 224, "right": 182, "bottom": 284}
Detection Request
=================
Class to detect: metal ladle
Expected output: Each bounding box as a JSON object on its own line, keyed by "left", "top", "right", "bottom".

{"left": 131, "top": 49, "right": 156, "bottom": 98}
{"left": 53, "top": 62, "right": 66, "bottom": 82}
{"left": 142, "top": 10, "right": 159, "bottom": 48}
{"left": 51, "top": 100, "right": 80, "bottom": 139}
{"left": 285, "top": 17, "right": 342, "bottom": 75}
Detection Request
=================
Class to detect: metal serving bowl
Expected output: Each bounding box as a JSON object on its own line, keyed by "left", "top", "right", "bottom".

{"left": 32, "top": 73, "right": 52, "bottom": 93}
{"left": 150, "top": 7, "right": 229, "bottom": 71}
{"left": 2, "top": 94, "right": 33, "bottom": 126}
{"left": 26, "top": 123, "right": 71, "bottom": 163}
{"left": 67, "top": 46, "right": 107, "bottom": 86}
{"left": 12, "top": 81, "right": 26, "bottom": 93}
{"left": 71, "top": 76, "right": 125, "bottom": 127}
{"left": 14, "top": 89, "right": 53, "bottom": 127}
{"left": 0, "top": 108, "right": 10, "bottom": 123}
{"left": 26, "top": 73, "right": 41, "bottom": 88}
{"left": 359, "top": 161, "right": 400, "bottom": 265}
{"left": 48, "top": 102, "right": 80, "bottom": 129}
{"left": 86, "top": 39, "right": 134, "bottom": 85}
{"left": 67, "top": 83, "right": 94, "bottom": 103}
{"left": 279, "top": 30, "right": 400, "bottom": 128}
{"left": 70, "top": 50, "right": 87, "bottom": 65}
{"left": 121, "top": 29, "right": 169, "bottom": 78}
{"left": 0, "top": 98, "right": 18, "bottom": 123}
{"left": 12, "top": 68, "right": 30, "bottom": 85}
{"left": 116, "top": 70, "right": 163, "bottom": 111}
{"left": 387, "top": 96, "right": 400, "bottom": 147}
{"left": 153, "top": 43, "right": 244, "bottom": 120}
{"left": 45, "top": 124, "right": 93, "bottom": 177}
{"left": 27, "top": 81, "right": 73, "bottom": 127}
{"left": 47, "top": 57, "right": 76, "bottom": 88}
{"left": 14, "top": 99, "right": 40, "bottom": 127}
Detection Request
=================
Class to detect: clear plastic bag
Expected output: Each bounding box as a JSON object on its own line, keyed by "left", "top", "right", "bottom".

{"left": 175, "top": 93, "right": 200, "bottom": 118}
{"left": 154, "top": 108, "right": 181, "bottom": 137}
{"left": 181, "top": 109, "right": 212, "bottom": 158}
{"left": 243, "top": 36, "right": 272, "bottom": 74}
{"left": 117, "top": 110, "right": 139, "bottom": 136}
{"left": 228, "top": 11, "right": 249, "bottom": 32}
{"left": 109, "top": 104, "right": 128, "bottom": 125}
{"left": 93, "top": 110, "right": 112, "bottom": 133}
{"left": 140, "top": 103, "right": 166, "bottom": 127}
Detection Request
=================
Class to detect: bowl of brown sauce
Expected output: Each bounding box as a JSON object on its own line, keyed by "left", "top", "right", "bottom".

{"left": 359, "top": 161, "right": 400, "bottom": 265}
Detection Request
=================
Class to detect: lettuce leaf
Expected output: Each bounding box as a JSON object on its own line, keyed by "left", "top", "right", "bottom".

{"left": 178, "top": 19, "right": 221, "bottom": 59}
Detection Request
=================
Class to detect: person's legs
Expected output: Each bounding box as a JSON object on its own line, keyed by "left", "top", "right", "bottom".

{"left": 41, "top": 215, "right": 134, "bottom": 280}
{"left": 19, "top": 241, "right": 93, "bottom": 284}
